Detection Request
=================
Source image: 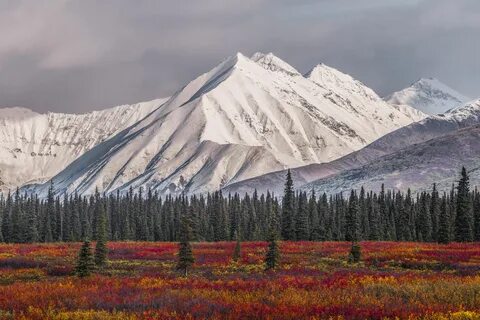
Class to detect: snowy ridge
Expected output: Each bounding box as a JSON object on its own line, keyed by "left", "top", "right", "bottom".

{"left": 224, "top": 99, "right": 480, "bottom": 196}
{"left": 0, "top": 98, "right": 168, "bottom": 190}
{"left": 251, "top": 52, "right": 301, "bottom": 77}
{"left": 386, "top": 78, "right": 470, "bottom": 115}
{"left": 21, "top": 52, "right": 423, "bottom": 196}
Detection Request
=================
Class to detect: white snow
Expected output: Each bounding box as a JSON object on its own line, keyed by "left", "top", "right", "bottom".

{"left": 386, "top": 77, "right": 470, "bottom": 115}
{"left": 19, "top": 52, "right": 424, "bottom": 196}
{"left": 0, "top": 98, "right": 168, "bottom": 190}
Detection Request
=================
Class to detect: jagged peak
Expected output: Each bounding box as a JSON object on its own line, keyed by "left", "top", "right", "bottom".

{"left": 305, "top": 63, "right": 356, "bottom": 84}
{"left": 305, "top": 63, "right": 382, "bottom": 102}
{"left": 250, "top": 52, "right": 300, "bottom": 76}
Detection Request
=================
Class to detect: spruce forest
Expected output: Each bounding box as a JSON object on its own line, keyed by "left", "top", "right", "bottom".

{"left": 1, "top": 167, "right": 479, "bottom": 245}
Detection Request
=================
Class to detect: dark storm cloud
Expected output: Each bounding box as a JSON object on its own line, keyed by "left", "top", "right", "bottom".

{"left": 0, "top": 0, "right": 478, "bottom": 113}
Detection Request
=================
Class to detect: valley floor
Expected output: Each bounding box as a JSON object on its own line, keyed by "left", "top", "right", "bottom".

{"left": 1, "top": 241, "right": 480, "bottom": 319}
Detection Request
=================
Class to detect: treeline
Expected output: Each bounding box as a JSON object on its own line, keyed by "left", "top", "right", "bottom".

{"left": 1, "top": 167, "right": 480, "bottom": 244}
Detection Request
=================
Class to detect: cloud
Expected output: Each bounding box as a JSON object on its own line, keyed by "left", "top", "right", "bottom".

{"left": 0, "top": 0, "right": 478, "bottom": 113}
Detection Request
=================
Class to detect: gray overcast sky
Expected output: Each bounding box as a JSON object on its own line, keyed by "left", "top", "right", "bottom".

{"left": 0, "top": 0, "right": 479, "bottom": 113}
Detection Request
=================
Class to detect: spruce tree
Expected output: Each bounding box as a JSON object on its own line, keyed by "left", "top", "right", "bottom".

{"left": 264, "top": 227, "right": 280, "bottom": 271}
{"left": 455, "top": 167, "right": 473, "bottom": 242}
{"left": 1, "top": 193, "right": 12, "bottom": 243}
{"left": 430, "top": 184, "right": 440, "bottom": 241}
{"left": 42, "top": 181, "right": 55, "bottom": 242}
{"left": 75, "top": 240, "right": 95, "bottom": 277}
{"left": 368, "top": 194, "right": 379, "bottom": 241}
{"left": 418, "top": 192, "right": 432, "bottom": 242}
{"left": 345, "top": 190, "right": 359, "bottom": 242}
{"left": 94, "top": 201, "right": 108, "bottom": 267}
{"left": 295, "top": 192, "right": 309, "bottom": 240}
{"left": 397, "top": 190, "right": 411, "bottom": 241}
{"left": 438, "top": 194, "right": 450, "bottom": 244}
{"left": 177, "top": 215, "right": 195, "bottom": 277}
{"left": 281, "top": 169, "right": 295, "bottom": 240}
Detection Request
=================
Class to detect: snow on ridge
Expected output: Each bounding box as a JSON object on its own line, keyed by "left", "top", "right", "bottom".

{"left": 251, "top": 52, "right": 301, "bottom": 76}
{"left": 0, "top": 97, "right": 169, "bottom": 190}
{"left": 386, "top": 78, "right": 470, "bottom": 115}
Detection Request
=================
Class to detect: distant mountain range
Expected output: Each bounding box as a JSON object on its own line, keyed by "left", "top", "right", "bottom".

{"left": 1, "top": 52, "right": 475, "bottom": 196}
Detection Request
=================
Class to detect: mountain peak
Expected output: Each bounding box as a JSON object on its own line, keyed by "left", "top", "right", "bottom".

{"left": 386, "top": 78, "right": 469, "bottom": 115}
{"left": 305, "top": 63, "right": 385, "bottom": 104}
{"left": 250, "top": 52, "right": 300, "bottom": 76}
{"left": 305, "top": 63, "right": 356, "bottom": 85}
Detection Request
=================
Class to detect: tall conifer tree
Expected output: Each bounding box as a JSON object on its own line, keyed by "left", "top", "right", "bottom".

{"left": 281, "top": 170, "right": 295, "bottom": 240}
{"left": 177, "top": 215, "right": 195, "bottom": 276}
{"left": 455, "top": 167, "right": 473, "bottom": 242}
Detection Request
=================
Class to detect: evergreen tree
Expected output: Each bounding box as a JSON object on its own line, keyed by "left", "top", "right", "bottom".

{"left": 378, "top": 184, "right": 387, "bottom": 239}
{"left": 417, "top": 192, "right": 432, "bottom": 242}
{"left": 430, "top": 184, "right": 440, "bottom": 241}
{"left": 345, "top": 190, "right": 359, "bottom": 242}
{"left": 75, "top": 240, "right": 95, "bottom": 277}
{"left": 264, "top": 226, "right": 280, "bottom": 271}
{"left": 232, "top": 237, "right": 241, "bottom": 262}
{"left": 94, "top": 201, "right": 108, "bottom": 267}
{"left": 295, "top": 192, "right": 309, "bottom": 240}
{"left": 1, "top": 192, "right": 12, "bottom": 243}
{"left": 397, "top": 190, "right": 411, "bottom": 241}
{"left": 42, "top": 180, "right": 55, "bottom": 242}
{"left": 438, "top": 194, "right": 450, "bottom": 244}
{"left": 177, "top": 215, "right": 195, "bottom": 276}
{"left": 455, "top": 167, "right": 473, "bottom": 242}
{"left": 281, "top": 170, "right": 295, "bottom": 240}
{"left": 308, "top": 189, "right": 321, "bottom": 240}
{"left": 368, "top": 194, "right": 379, "bottom": 241}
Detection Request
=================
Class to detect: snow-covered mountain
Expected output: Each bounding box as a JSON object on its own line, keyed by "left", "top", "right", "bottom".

{"left": 0, "top": 99, "right": 167, "bottom": 191}
{"left": 385, "top": 78, "right": 469, "bottom": 115}
{"left": 22, "top": 52, "right": 423, "bottom": 196}
{"left": 224, "top": 99, "right": 480, "bottom": 195}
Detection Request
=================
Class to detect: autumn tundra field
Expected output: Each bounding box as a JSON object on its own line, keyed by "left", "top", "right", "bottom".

{"left": 0, "top": 241, "right": 479, "bottom": 319}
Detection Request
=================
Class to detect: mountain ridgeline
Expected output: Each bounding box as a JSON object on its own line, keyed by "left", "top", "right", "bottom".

{"left": 3, "top": 52, "right": 424, "bottom": 197}
{"left": 1, "top": 52, "right": 476, "bottom": 199}
{"left": 1, "top": 168, "right": 479, "bottom": 244}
